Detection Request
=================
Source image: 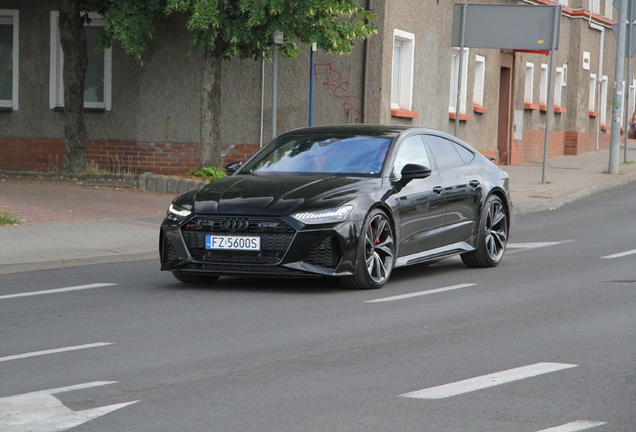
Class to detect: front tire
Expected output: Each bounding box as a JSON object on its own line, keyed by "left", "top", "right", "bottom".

{"left": 461, "top": 194, "right": 508, "bottom": 268}
{"left": 172, "top": 271, "right": 220, "bottom": 284}
{"left": 342, "top": 209, "right": 395, "bottom": 290}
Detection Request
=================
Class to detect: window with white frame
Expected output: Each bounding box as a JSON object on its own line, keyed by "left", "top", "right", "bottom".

{"left": 589, "top": 73, "right": 597, "bottom": 113}
{"left": 50, "top": 11, "right": 112, "bottom": 110}
{"left": 525, "top": 62, "right": 534, "bottom": 105}
{"left": 604, "top": 0, "right": 613, "bottom": 18}
{"left": 0, "top": 10, "right": 18, "bottom": 110}
{"left": 600, "top": 75, "right": 608, "bottom": 125}
{"left": 554, "top": 67, "right": 565, "bottom": 107}
{"left": 449, "top": 47, "right": 469, "bottom": 114}
{"left": 590, "top": 0, "right": 600, "bottom": 14}
{"left": 540, "top": 63, "right": 548, "bottom": 106}
{"left": 391, "top": 29, "right": 414, "bottom": 111}
{"left": 473, "top": 55, "right": 485, "bottom": 106}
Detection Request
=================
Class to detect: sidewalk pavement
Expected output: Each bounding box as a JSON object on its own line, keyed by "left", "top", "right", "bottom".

{"left": 1, "top": 145, "right": 636, "bottom": 276}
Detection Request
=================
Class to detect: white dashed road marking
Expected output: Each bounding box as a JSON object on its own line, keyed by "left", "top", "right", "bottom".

{"left": 534, "top": 420, "right": 607, "bottom": 432}
{"left": 0, "top": 343, "right": 113, "bottom": 363}
{"left": 600, "top": 248, "right": 636, "bottom": 259}
{"left": 400, "top": 362, "right": 578, "bottom": 399}
{"left": 0, "top": 283, "right": 118, "bottom": 300}
{"left": 365, "top": 283, "right": 476, "bottom": 303}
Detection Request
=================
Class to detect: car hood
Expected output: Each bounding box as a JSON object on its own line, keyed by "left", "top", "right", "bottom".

{"left": 192, "top": 174, "right": 380, "bottom": 215}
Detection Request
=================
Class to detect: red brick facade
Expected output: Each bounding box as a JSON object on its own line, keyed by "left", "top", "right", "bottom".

{"left": 0, "top": 137, "right": 260, "bottom": 174}
{"left": 0, "top": 131, "right": 618, "bottom": 174}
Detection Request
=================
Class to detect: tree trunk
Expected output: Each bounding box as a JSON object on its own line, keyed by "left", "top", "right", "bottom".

{"left": 200, "top": 45, "right": 223, "bottom": 169}
{"left": 59, "top": 0, "right": 88, "bottom": 173}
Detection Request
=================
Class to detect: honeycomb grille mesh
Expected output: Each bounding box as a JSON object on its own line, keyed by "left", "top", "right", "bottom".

{"left": 182, "top": 217, "right": 295, "bottom": 264}
{"left": 303, "top": 236, "right": 338, "bottom": 269}
{"left": 162, "top": 236, "right": 180, "bottom": 265}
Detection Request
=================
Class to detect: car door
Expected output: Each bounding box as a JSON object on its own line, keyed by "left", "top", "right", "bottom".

{"left": 388, "top": 135, "right": 447, "bottom": 257}
{"left": 423, "top": 135, "right": 482, "bottom": 245}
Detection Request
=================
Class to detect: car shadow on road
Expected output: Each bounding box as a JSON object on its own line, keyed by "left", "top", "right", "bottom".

{"left": 162, "top": 275, "right": 346, "bottom": 295}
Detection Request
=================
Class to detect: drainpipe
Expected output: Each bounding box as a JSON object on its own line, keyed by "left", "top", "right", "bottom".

{"left": 362, "top": 0, "right": 373, "bottom": 123}
{"left": 590, "top": 22, "right": 604, "bottom": 150}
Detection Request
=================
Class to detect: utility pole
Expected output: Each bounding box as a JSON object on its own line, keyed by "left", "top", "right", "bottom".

{"left": 610, "top": 0, "right": 628, "bottom": 174}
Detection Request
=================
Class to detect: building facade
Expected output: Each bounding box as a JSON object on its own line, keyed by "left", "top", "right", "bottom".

{"left": 0, "top": 0, "right": 629, "bottom": 174}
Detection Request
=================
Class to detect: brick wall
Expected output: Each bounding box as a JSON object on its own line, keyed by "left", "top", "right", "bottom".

{"left": 509, "top": 129, "right": 613, "bottom": 165}
{"left": 0, "top": 138, "right": 261, "bottom": 175}
{"left": 0, "top": 132, "right": 619, "bottom": 173}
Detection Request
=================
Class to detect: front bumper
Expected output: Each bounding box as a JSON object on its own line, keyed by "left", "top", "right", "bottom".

{"left": 160, "top": 214, "right": 363, "bottom": 278}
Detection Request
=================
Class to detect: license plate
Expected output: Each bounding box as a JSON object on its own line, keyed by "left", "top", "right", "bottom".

{"left": 205, "top": 235, "right": 261, "bottom": 251}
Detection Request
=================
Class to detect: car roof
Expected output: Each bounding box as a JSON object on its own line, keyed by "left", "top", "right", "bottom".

{"left": 280, "top": 124, "right": 451, "bottom": 140}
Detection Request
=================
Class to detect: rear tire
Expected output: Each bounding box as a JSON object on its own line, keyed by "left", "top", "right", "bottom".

{"left": 461, "top": 194, "right": 508, "bottom": 268}
{"left": 172, "top": 271, "right": 220, "bottom": 284}
{"left": 342, "top": 209, "right": 395, "bottom": 290}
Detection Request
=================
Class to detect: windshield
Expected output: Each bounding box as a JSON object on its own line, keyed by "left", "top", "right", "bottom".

{"left": 241, "top": 135, "right": 391, "bottom": 175}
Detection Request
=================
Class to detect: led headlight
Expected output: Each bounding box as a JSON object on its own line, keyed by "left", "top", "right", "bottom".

{"left": 291, "top": 205, "right": 353, "bottom": 225}
{"left": 167, "top": 203, "right": 192, "bottom": 220}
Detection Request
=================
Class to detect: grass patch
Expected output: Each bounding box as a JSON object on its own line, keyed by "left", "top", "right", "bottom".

{"left": 0, "top": 212, "right": 19, "bottom": 225}
{"left": 187, "top": 167, "right": 227, "bottom": 181}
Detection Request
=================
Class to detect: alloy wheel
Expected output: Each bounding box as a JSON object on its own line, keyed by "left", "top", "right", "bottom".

{"left": 484, "top": 198, "right": 508, "bottom": 262}
{"left": 364, "top": 213, "right": 395, "bottom": 284}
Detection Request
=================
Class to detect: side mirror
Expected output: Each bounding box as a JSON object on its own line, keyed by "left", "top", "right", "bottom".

{"left": 400, "top": 163, "right": 431, "bottom": 180}
{"left": 224, "top": 161, "right": 243, "bottom": 174}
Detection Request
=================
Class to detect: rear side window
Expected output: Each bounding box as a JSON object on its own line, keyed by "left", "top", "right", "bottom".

{"left": 452, "top": 142, "right": 475, "bottom": 164}
{"left": 424, "top": 135, "right": 471, "bottom": 169}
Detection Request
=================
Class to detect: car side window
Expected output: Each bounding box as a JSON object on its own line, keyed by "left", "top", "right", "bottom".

{"left": 392, "top": 135, "right": 432, "bottom": 177}
{"left": 424, "top": 135, "right": 467, "bottom": 169}
{"left": 452, "top": 141, "right": 475, "bottom": 164}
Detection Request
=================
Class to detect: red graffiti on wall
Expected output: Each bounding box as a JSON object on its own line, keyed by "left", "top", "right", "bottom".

{"left": 314, "top": 63, "right": 365, "bottom": 123}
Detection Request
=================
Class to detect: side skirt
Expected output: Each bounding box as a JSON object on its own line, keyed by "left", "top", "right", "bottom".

{"left": 395, "top": 242, "right": 474, "bottom": 268}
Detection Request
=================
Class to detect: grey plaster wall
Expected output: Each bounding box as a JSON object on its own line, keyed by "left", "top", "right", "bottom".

{"left": 0, "top": 1, "right": 203, "bottom": 144}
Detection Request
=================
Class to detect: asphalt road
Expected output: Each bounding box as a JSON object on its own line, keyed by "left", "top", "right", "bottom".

{"left": 1, "top": 183, "right": 635, "bottom": 432}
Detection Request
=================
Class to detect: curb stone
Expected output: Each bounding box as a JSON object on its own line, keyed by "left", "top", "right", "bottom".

{"left": 138, "top": 173, "right": 208, "bottom": 194}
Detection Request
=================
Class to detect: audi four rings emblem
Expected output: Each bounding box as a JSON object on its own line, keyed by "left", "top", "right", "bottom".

{"left": 220, "top": 218, "right": 250, "bottom": 231}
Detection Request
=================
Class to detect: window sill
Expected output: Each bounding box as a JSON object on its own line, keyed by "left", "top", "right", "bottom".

{"left": 539, "top": 104, "right": 566, "bottom": 114}
{"left": 600, "top": 124, "right": 610, "bottom": 131}
{"left": 589, "top": 111, "right": 600, "bottom": 118}
{"left": 0, "top": 106, "right": 13, "bottom": 113}
{"left": 473, "top": 104, "right": 488, "bottom": 114}
{"left": 53, "top": 106, "right": 107, "bottom": 113}
{"left": 449, "top": 112, "right": 473, "bottom": 121}
{"left": 524, "top": 103, "right": 539, "bottom": 111}
{"left": 391, "top": 108, "right": 419, "bottom": 119}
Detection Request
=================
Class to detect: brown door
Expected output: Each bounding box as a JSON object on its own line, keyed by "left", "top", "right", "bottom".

{"left": 498, "top": 52, "right": 514, "bottom": 165}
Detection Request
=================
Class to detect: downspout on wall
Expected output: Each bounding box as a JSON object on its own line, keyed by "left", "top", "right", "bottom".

{"left": 362, "top": 0, "right": 373, "bottom": 123}
{"left": 589, "top": 21, "right": 604, "bottom": 150}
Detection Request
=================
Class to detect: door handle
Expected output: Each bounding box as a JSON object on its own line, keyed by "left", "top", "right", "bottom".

{"left": 469, "top": 180, "right": 481, "bottom": 188}
{"left": 433, "top": 186, "right": 443, "bottom": 195}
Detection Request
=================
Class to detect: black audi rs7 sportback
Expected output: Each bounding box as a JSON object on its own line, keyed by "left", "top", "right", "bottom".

{"left": 160, "top": 125, "right": 512, "bottom": 289}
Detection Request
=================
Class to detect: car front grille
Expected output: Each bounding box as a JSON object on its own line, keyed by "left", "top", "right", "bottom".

{"left": 181, "top": 216, "right": 296, "bottom": 264}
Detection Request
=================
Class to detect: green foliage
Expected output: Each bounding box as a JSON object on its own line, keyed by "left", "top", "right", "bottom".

{"left": 187, "top": 166, "right": 227, "bottom": 181}
{"left": 99, "top": 0, "right": 377, "bottom": 63}
{"left": 0, "top": 212, "right": 18, "bottom": 225}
